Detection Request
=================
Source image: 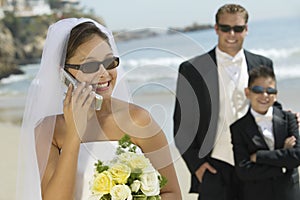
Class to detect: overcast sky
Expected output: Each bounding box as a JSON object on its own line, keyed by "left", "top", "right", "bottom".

{"left": 80, "top": 0, "right": 300, "bottom": 31}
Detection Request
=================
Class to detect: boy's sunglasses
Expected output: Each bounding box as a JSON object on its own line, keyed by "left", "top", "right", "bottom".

{"left": 64, "top": 57, "right": 119, "bottom": 73}
{"left": 217, "top": 24, "right": 246, "bottom": 33}
{"left": 250, "top": 86, "right": 278, "bottom": 95}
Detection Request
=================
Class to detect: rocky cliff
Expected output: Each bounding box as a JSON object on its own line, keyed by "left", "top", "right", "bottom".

{"left": 0, "top": 21, "right": 23, "bottom": 79}
{"left": 0, "top": 11, "right": 105, "bottom": 80}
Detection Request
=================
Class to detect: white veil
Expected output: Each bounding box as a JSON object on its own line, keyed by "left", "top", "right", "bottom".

{"left": 16, "top": 18, "right": 125, "bottom": 199}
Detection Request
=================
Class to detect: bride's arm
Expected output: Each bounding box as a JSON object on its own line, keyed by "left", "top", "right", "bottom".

{"left": 41, "top": 84, "right": 94, "bottom": 200}
{"left": 128, "top": 107, "right": 182, "bottom": 199}
{"left": 136, "top": 131, "right": 182, "bottom": 200}
{"left": 41, "top": 127, "right": 81, "bottom": 200}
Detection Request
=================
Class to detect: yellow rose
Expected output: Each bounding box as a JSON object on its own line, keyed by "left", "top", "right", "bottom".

{"left": 91, "top": 171, "right": 114, "bottom": 195}
{"left": 109, "top": 163, "right": 131, "bottom": 184}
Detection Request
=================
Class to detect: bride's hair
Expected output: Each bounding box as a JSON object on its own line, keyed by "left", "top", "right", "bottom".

{"left": 66, "top": 22, "right": 110, "bottom": 62}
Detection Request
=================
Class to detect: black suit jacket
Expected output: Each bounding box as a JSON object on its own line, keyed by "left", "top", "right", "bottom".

{"left": 173, "top": 48, "right": 274, "bottom": 192}
{"left": 230, "top": 107, "right": 300, "bottom": 200}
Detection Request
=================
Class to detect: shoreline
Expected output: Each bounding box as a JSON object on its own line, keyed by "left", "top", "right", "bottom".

{"left": 0, "top": 77, "right": 299, "bottom": 199}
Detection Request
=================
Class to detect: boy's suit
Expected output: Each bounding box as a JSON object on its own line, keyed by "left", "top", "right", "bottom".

{"left": 230, "top": 107, "right": 300, "bottom": 200}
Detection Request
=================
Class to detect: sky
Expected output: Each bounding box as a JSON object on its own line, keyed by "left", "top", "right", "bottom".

{"left": 79, "top": 0, "right": 300, "bottom": 31}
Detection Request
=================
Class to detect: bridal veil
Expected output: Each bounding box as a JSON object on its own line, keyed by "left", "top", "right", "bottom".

{"left": 16, "top": 18, "right": 126, "bottom": 199}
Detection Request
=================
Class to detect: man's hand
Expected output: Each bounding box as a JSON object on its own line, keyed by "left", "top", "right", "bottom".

{"left": 250, "top": 153, "right": 257, "bottom": 162}
{"left": 195, "top": 162, "right": 217, "bottom": 183}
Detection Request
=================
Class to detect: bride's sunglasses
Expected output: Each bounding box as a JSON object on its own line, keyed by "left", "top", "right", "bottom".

{"left": 64, "top": 57, "right": 119, "bottom": 73}
{"left": 250, "top": 86, "right": 278, "bottom": 95}
{"left": 217, "top": 24, "right": 246, "bottom": 33}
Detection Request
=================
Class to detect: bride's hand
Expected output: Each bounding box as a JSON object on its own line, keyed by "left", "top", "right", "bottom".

{"left": 63, "top": 82, "right": 96, "bottom": 140}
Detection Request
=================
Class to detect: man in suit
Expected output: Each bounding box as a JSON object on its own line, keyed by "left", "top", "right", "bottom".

{"left": 173, "top": 4, "right": 274, "bottom": 200}
{"left": 230, "top": 66, "right": 300, "bottom": 200}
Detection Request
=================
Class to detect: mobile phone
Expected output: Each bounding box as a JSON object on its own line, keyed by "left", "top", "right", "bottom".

{"left": 61, "top": 69, "right": 103, "bottom": 110}
{"left": 61, "top": 68, "right": 78, "bottom": 88}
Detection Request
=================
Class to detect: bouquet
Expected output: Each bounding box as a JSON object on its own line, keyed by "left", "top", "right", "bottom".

{"left": 89, "top": 135, "right": 167, "bottom": 200}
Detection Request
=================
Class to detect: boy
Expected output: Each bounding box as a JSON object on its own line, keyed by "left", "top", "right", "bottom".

{"left": 230, "top": 66, "right": 300, "bottom": 200}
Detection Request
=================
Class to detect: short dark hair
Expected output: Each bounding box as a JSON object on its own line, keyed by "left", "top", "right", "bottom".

{"left": 65, "top": 22, "right": 109, "bottom": 62}
{"left": 248, "top": 66, "right": 276, "bottom": 87}
{"left": 215, "top": 4, "right": 249, "bottom": 24}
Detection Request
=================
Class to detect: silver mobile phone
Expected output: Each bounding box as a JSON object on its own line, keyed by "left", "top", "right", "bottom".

{"left": 61, "top": 69, "right": 103, "bottom": 110}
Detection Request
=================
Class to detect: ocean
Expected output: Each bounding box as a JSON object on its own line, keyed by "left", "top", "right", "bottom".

{"left": 1, "top": 17, "right": 300, "bottom": 138}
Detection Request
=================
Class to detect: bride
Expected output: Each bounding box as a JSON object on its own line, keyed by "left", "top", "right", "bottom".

{"left": 16, "top": 18, "right": 181, "bottom": 199}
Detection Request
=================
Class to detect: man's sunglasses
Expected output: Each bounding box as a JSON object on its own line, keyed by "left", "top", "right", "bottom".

{"left": 250, "top": 86, "right": 278, "bottom": 95}
{"left": 64, "top": 57, "right": 119, "bottom": 73}
{"left": 218, "top": 24, "right": 246, "bottom": 33}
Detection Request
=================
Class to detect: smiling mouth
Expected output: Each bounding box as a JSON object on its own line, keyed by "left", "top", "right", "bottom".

{"left": 226, "top": 39, "right": 237, "bottom": 44}
{"left": 93, "top": 81, "right": 110, "bottom": 92}
{"left": 258, "top": 99, "right": 269, "bottom": 105}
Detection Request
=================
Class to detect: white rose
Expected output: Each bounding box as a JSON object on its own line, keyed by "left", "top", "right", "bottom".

{"left": 130, "top": 180, "right": 141, "bottom": 193}
{"left": 140, "top": 170, "right": 160, "bottom": 196}
{"left": 111, "top": 185, "right": 132, "bottom": 200}
{"left": 118, "top": 152, "right": 150, "bottom": 171}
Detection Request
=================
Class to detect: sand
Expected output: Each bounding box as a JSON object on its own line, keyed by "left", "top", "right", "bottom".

{"left": 1, "top": 78, "right": 299, "bottom": 199}
{"left": 0, "top": 123, "right": 19, "bottom": 200}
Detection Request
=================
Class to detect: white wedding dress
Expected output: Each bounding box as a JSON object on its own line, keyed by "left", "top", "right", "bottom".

{"left": 75, "top": 141, "right": 118, "bottom": 199}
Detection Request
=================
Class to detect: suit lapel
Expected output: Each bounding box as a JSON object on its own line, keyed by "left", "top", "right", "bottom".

{"left": 243, "top": 111, "right": 270, "bottom": 150}
{"left": 244, "top": 50, "right": 256, "bottom": 72}
{"left": 273, "top": 107, "right": 286, "bottom": 149}
{"left": 191, "top": 49, "right": 220, "bottom": 156}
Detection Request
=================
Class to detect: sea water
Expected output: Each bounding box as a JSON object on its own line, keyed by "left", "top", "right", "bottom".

{"left": 1, "top": 17, "right": 299, "bottom": 139}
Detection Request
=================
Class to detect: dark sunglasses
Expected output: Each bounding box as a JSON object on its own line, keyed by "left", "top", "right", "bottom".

{"left": 218, "top": 24, "right": 246, "bottom": 33}
{"left": 64, "top": 57, "right": 119, "bottom": 73}
{"left": 250, "top": 86, "right": 278, "bottom": 95}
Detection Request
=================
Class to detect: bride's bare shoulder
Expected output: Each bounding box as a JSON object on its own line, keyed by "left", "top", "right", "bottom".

{"left": 112, "top": 98, "right": 161, "bottom": 137}
{"left": 113, "top": 98, "right": 152, "bottom": 125}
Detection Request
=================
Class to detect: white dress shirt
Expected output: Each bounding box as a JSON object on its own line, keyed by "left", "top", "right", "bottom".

{"left": 251, "top": 107, "right": 275, "bottom": 150}
{"left": 216, "top": 47, "right": 245, "bottom": 86}
{"left": 211, "top": 47, "right": 249, "bottom": 165}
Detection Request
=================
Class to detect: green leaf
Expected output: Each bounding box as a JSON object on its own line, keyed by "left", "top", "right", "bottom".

{"left": 133, "top": 194, "right": 147, "bottom": 200}
{"left": 159, "top": 175, "right": 168, "bottom": 189}
{"left": 100, "top": 194, "right": 111, "bottom": 200}
{"left": 146, "top": 195, "right": 161, "bottom": 200}
{"left": 127, "top": 169, "right": 143, "bottom": 185}
{"left": 95, "top": 160, "right": 109, "bottom": 173}
{"left": 116, "top": 134, "right": 137, "bottom": 154}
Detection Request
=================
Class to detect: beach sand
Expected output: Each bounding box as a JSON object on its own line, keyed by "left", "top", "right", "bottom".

{"left": 0, "top": 78, "right": 299, "bottom": 199}
{"left": 0, "top": 123, "right": 19, "bottom": 200}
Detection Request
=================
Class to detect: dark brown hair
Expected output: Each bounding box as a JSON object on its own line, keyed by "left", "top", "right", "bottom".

{"left": 65, "top": 22, "right": 109, "bottom": 62}
{"left": 248, "top": 66, "right": 276, "bottom": 87}
{"left": 215, "top": 4, "right": 249, "bottom": 24}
